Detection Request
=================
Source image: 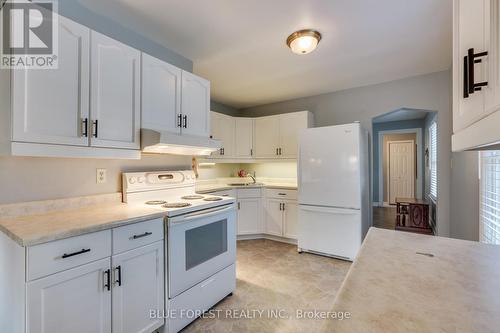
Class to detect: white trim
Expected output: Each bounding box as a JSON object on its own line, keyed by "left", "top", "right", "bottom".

{"left": 386, "top": 140, "right": 416, "bottom": 204}
{"left": 10, "top": 142, "right": 141, "bottom": 159}
{"left": 377, "top": 128, "right": 422, "bottom": 204}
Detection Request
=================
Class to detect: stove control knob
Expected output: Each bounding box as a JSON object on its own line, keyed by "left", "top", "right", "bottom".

{"left": 129, "top": 177, "right": 136, "bottom": 184}
{"left": 137, "top": 177, "right": 145, "bottom": 183}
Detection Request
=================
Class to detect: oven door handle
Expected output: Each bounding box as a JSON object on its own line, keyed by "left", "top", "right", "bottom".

{"left": 170, "top": 204, "right": 234, "bottom": 223}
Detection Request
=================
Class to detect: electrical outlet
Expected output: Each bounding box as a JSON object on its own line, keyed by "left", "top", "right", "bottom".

{"left": 96, "top": 168, "right": 107, "bottom": 184}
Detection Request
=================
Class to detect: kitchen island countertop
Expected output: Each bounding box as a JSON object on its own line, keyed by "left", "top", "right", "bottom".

{"left": 324, "top": 227, "right": 500, "bottom": 332}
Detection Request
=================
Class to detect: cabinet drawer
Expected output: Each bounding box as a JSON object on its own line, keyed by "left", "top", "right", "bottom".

{"left": 266, "top": 188, "right": 297, "bottom": 200}
{"left": 236, "top": 188, "right": 262, "bottom": 198}
{"left": 112, "top": 218, "right": 164, "bottom": 254}
{"left": 27, "top": 230, "right": 111, "bottom": 281}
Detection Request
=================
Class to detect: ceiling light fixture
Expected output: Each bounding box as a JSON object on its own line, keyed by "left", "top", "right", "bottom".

{"left": 286, "top": 29, "right": 322, "bottom": 55}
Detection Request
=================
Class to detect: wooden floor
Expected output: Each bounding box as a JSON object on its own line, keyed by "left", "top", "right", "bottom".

{"left": 372, "top": 206, "right": 396, "bottom": 230}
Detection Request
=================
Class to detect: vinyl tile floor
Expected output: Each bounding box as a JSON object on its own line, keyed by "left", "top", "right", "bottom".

{"left": 181, "top": 239, "right": 351, "bottom": 333}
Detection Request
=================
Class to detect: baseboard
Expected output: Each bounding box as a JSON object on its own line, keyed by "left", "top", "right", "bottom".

{"left": 237, "top": 234, "right": 297, "bottom": 245}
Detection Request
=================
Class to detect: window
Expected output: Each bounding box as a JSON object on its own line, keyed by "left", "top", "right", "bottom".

{"left": 429, "top": 122, "right": 437, "bottom": 199}
{"left": 480, "top": 151, "right": 500, "bottom": 244}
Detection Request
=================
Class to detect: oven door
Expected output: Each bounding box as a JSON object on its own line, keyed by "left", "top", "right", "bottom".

{"left": 168, "top": 203, "right": 236, "bottom": 298}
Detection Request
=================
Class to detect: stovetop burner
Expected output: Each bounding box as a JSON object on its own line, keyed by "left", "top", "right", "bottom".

{"left": 181, "top": 195, "right": 204, "bottom": 200}
{"left": 162, "top": 202, "right": 192, "bottom": 208}
{"left": 145, "top": 200, "right": 167, "bottom": 205}
{"left": 203, "top": 197, "right": 223, "bottom": 201}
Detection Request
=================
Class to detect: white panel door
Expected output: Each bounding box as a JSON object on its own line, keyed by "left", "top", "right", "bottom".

{"left": 265, "top": 199, "right": 283, "bottom": 236}
{"left": 235, "top": 117, "right": 254, "bottom": 158}
{"left": 279, "top": 112, "right": 308, "bottom": 158}
{"left": 112, "top": 241, "right": 164, "bottom": 333}
{"left": 254, "top": 115, "right": 280, "bottom": 158}
{"left": 454, "top": 0, "right": 487, "bottom": 132}
{"left": 298, "top": 124, "right": 361, "bottom": 209}
{"left": 298, "top": 205, "right": 361, "bottom": 261}
{"left": 388, "top": 141, "right": 415, "bottom": 204}
{"left": 90, "top": 31, "right": 140, "bottom": 149}
{"left": 141, "top": 53, "right": 181, "bottom": 133}
{"left": 26, "top": 258, "right": 111, "bottom": 333}
{"left": 12, "top": 15, "right": 90, "bottom": 146}
{"left": 237, "top": 198, "right": 262, "bottom": 235}
{"left": 283, "top": 200, "right": 298, "bottom": 239}
{"left": 181, "top": 71, "right": 210, "bottom": 137}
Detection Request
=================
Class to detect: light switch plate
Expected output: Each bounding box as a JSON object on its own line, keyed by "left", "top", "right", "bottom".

{"left": 96, "top": 168, "right": 107, "bottom": 184}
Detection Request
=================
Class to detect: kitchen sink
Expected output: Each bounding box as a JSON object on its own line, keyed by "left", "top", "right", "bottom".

{"left": 227, "top": 182, "right": 264, "bottom": 186}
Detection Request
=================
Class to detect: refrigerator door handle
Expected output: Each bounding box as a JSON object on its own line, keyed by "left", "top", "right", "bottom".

{"left": 299, "top": 205, "right": 359, "bottom": 215}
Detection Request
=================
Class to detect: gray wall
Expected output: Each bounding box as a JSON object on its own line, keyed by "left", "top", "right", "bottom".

{"left": 57, "top": 0, "right": 192, "bottom": 71}
{"left": 241, "top": 71, "right": 456, "bottom": 237}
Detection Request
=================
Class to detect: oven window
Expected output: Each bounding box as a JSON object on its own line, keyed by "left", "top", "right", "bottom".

{"left": 185, "top": 219, "right": 228, "bottom": 270}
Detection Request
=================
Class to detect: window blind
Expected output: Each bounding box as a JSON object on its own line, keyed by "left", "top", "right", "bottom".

{"left": 480, "top": 151, "right": 500, "bottom": 245}
{"left": 429, "top": 122, "right": 437, "bottom": 199}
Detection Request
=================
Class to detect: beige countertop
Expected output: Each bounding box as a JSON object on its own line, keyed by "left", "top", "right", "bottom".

{"left": 195, "top": 181, "right": 297, "bottom": 194}
{"left": 324, "top": 227, "right": 500, "bottom": 332}
{"left": 0, "top": 194, "right": 166, "bottom": 247}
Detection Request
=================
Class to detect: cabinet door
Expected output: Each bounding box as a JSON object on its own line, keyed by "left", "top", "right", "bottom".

{"left": 235, "top": 117, "right": 254, "bottom": 158}
{"left": 485, "top": 0, "right": 500, "bottom": 116}
{"left": 12, "top": 15, "right": 90, "bottom": 146}
{"left": 181, "top": 71, "right": 210, "bottom": 137}
{"left": 265, "top": 199, "right": 283, "bottom": 236}
{"left": 237, "top": 198, "right": 263, "bottom": 235}
{"left": 142, "top": 53, "right": 181, "bottom": 133}
{"left": 112, "top": 241, "right": 164, "bottom": 333}
{"left": 90, "top": 31, "right": 140, "bottom": 149}
{"left": 453, "top": 0, "right": 488, "bottom": 132}
{"left": 27, "top": 258, "right": 111, "bottom": 333}
{"left": 279, "top": 112, "right": 309, "bottom": 158}
{"left": 283, "top": 201, "right": 298, "bottom": 239}
{"left": 254, "top": 115, "right": 280, "bottom": 158}
{"left": 210, "top": 112, "right": 235, "bottom": 158}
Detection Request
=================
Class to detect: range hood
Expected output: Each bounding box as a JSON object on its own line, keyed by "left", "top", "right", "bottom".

{"left": 141, "top": 129, "right": 221, "bottom": 156}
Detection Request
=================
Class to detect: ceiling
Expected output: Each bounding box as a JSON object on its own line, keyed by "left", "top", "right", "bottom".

{"left": 372, "top": 108, "right": 430, "bottom": 123}
{"left": 80, "top": 0, "right": 452, "bottom": 109}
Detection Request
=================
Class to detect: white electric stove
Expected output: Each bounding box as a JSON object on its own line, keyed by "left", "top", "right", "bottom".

{"left": 122, "top": 170, "right": 237, "bottom": 333}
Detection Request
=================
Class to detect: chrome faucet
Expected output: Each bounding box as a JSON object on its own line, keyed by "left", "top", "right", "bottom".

{"left": 247, "top": 172, "right": 256, "bottom": 184}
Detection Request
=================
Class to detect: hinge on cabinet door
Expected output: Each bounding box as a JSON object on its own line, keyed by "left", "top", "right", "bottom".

{"left": 183, "top": 115, "right": 188, "bottom": 128}
{"left": 279, "top": 203, "right": 282, "bottom": 211}
{"left": 276, "top": 148, "right": 279, "bottom": 155}
{"left": 177, "top": 114, "right": 182, "bottom": 127}
{"left": 282, "top": 203, "right": 285, "bottom": 211}
{"left": 279, "top": 148, "right": 282, "bottom": 155}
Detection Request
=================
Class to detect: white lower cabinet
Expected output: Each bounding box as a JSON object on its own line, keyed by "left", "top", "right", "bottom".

{"left": 265, "top": 198, "right": 298, "bottom": 240}
{"left": 27, "top": 258, "right": 112, "bottom": 333}
{"left": 112, "top": 241, "right": 164, "bottom": 333}
{"left": 22, "top": 219, "right": 164, "bottom": 333}
{"left": 237, "top": 198, "right": 263, "bottom": 234}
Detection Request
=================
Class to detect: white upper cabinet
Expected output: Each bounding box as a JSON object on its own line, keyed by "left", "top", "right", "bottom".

{"left": 279, "top": 112, "right": 311, "bottom": 158}
{"left": 453, "top": 0, "right": 500, "bottom": 151}
{"left": 210, "top": 112, "right": 235, "bottom": 157}
{"left": 254, "top": 115, "right": 281, "bottom": 158}
{"left": 90, "top": 31, "right": 141, "bottom": 149}
{"left": 181, "top": 71, "right": 210, "bottom": 137}
{"left": 234, "top": 117, "right": 254, "bottom": 158}
{"left": 12, "top": 16, "right": 90, "bottom": 146}
{"left": 141, "top": 53, "right": 181, "bottom": 133}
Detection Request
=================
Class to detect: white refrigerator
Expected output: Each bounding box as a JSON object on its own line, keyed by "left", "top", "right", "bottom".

{"left": 297, "top": 123, "right": 371, "bottom": 261}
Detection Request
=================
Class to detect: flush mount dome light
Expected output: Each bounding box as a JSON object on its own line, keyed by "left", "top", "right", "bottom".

{"left": 286, "top": 29, "right": 322, "bottom": 55}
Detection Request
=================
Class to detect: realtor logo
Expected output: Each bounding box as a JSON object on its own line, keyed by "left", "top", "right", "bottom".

{"left": 1, "top": 0, "right": 58, "bottom": 69}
